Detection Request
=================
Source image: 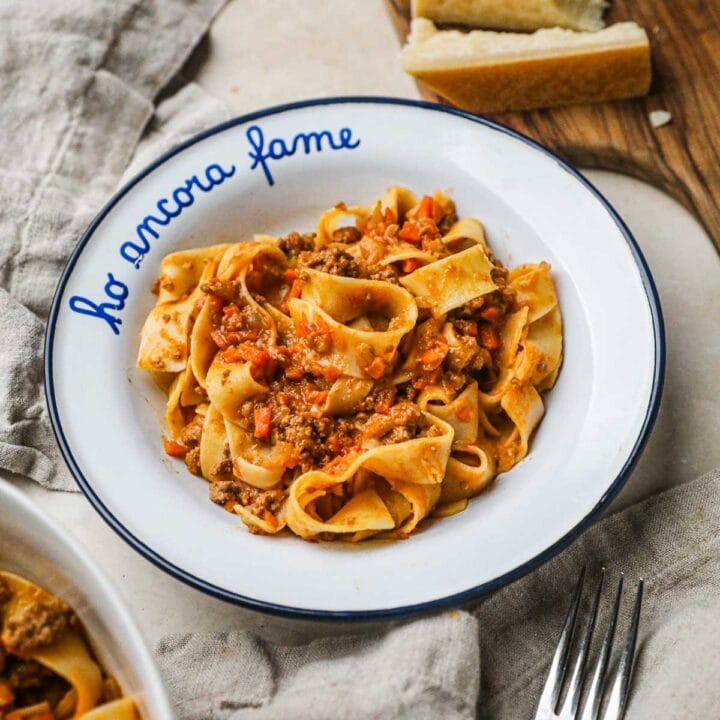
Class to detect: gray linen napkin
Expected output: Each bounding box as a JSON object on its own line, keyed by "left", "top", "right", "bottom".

{"left": 0, "top": 0, "right": 224, "bottom": 490}
{"left": 156, "top": 468, "right": 720, "bottom": 720}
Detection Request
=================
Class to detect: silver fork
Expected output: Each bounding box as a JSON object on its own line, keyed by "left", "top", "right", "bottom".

{"left": 533, "top": 568, "right": 644, "bottom": 720}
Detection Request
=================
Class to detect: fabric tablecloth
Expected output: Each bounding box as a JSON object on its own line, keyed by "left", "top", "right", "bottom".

{"left": 2, "top": 2, "right": 719, "bottom": 719}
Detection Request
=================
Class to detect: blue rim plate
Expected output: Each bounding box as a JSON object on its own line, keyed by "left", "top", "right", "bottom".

{"left": 45, "top": 97, "right": 664, "bottom": 620}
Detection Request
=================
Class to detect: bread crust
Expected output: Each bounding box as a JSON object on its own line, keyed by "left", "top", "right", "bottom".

{"left": 407, "top": 44, "right": 652, "bottom": 113}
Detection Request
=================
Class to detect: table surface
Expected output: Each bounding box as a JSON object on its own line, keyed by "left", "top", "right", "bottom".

{"left": 16, "top": 0, "right": 720, "bottom": 645}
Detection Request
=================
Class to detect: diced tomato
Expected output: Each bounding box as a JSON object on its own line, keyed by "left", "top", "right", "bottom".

{"left": 456, "top": 406, "right": 472, "bottom": 422}
{"left": 402, "top": 257, "right": 423, "bottom": 273}
{"left": 210, "top": 329, "right": 230, "bottom": 350}
{"left": 323, "top": 365, "right": 342, "bottom": 383}
{"left": 480, "top": 305, "right": 503, "bottom": 323}
{"left": 479, "top": 324, "right": 502, "bottom": 350}
{"left": 418, "top": 195, "right": 435, "bottom": 219}
{"left": 306, "top": 389, "right": 328, "bottom": 405}
{"left": 163, "top": 439, "right": 187, "bottom": 458}
{"left": 254, "top": 406, "right": 272, "bottom": 438}
{"left": 366, "top": 357, "right": 387, "bottom": 380}
{"left": 399, "top": 221, "right": 421, "bottom": 243}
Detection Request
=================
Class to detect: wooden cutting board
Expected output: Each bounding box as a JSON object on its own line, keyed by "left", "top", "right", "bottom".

{"left": 387, "top": 0, "right": 720, "bottom": 251}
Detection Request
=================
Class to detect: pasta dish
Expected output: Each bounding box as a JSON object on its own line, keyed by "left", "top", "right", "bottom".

{"left": 0, "top": 571, "right": 137, "bottom": 719}
{"left": 138, "top": 187, "right": 562, "bottom": 541}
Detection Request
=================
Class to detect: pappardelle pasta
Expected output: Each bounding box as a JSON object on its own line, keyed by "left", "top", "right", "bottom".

{"left": 0, "top": 571, "right": 137, "bottom": 719}
{"left": 138, "top": 187, "right": 563, "bottom": 541}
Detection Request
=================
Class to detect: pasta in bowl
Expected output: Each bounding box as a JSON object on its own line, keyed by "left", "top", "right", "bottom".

{"left": 138, "top": 187, "right": 563, "bottom": 542}
{"left": 0, "top": 572, "right": 137, "bottom": 719}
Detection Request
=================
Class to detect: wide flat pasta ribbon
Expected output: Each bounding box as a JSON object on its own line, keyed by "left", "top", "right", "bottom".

{"left": 285, "top": 413, "right": 453, "bottom": 540}
{"left": 400, "top": 244, "right": 497, "bottom": 317}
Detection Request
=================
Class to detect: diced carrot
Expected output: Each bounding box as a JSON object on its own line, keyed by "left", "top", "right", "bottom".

{"left": 306, "top": 389, "right": 328, "bottom": 405}
{"left": 323, "top": 365, "right": 341, "bottom": 383}
{"left": 254, "top": 406, "right": 272, "bottom": 439}
{"left": 456, "top": 406, "right": 472, "bottom": 422}
{"left": 402, "top": 257, "right": 423, "bottom": 273}
{"left": 221, "top": 346, "right": 243, "bottom": 362}
{"left": 479, "top": 324, "right": 502, "bottom": 350}
{"left": 279, "top": 278, "right": 303, "bottom": 312}
{"left": 420, "top": 343, "right": 448, "bottom": 371}
{"left": 210, "top": 329, "right": 229, "bottom": 350}
{"left": 399, "top": 221, "right": 421, "bottom": 243}
{"left": 288, "top": 278, "right": 303, "bottom": 299}
{"left": 480, "top": 305, "right": 503, "bottom": 323}
{"left": 0, "top": 683, "right": 14, "bottom": 705}
{"left": 286, "top": 366, "right": 304, "bottom": 380}
{"left": 283, "top": 268, "right": 298, "bottom": 283}
{"left": 234, "top": 343, "right": 271, "bottom": 368}
{"left": 163, "top": 439, "right": 187, "bottom": 458}
{"left": 366, "top": 357, "right": 387, "bottom": 380}
{"left": 222, "top": 304, "right": 240, "bottom": 317}
{"left": 263, "top": 510, "right": 279, "bottom": 530}
{"left": 418, "top": 195, "right": 435, "bottom": 219}
{"left": 294, "top": 319, "right": 310, "bottom": 338}
{"left": 375, "top": 395, "right": 395, "bottom": 415}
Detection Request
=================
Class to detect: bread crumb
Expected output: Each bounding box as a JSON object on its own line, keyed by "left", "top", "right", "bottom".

{"left": 649, "top": 110, "right": 672, "bottom": 128}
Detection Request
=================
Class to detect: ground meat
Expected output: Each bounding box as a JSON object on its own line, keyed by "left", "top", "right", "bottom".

{"left": 180, "top": 415, "right": 203, "bottom": 446}
{"left": 210, "top": 458, "right": 233, "bottom": 478}
{"left": 5, "top": 657, "right": 55, "bottom": 690}
{"left": 298, "top": 245, "right": 362, "bottom": 278}
{"left": 332, "top": 226, "right": 361, "bottom": 244}
{"left": 446, "top": 335, "right": 481, "bottom": 373}
{"left": 184, "top": 447, "right": 201, "bottom": 476}
{"left": 201, "top": 278, "right": 239, "bottom": 304}
{"left": 209, "top": 479, "right": 285, "bottom": 516}
{"left": 278, "top": 231, "right": 316, "bottom": 258}
{"left": 389, "top": 401, "right": 424, "bottom": 428}
{"left": 1, "top": 594, "right": 76, "bottom": 654}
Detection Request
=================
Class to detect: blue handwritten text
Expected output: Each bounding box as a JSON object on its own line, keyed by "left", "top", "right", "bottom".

{"left": 69, "top": 273, "right": 129, "bottom": 335}
{"left": 246, "top": 125, "right": 360, "bottom": 186}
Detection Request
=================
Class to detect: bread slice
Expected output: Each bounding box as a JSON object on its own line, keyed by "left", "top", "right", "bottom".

{"left": 401, "top": 19, "right": 652, "bottom": 113}
{"left": 412, "top": 0, "right": 608, "bottom": 32}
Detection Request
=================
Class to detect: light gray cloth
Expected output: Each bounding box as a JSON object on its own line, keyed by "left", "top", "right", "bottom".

{"left": 156, "top": 468, "right": 720, "bottom": 720}
{"left": 0, "top": 0, "right": 224, "bottom": 490}
{"left": 3, "top": 3, "right": 720, "bottom": 719}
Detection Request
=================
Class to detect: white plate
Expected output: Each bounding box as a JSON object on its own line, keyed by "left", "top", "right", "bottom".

{"left": 46, "top": 98, "right": 664, "bottom": 618}
{"left": 0, "top": 480, "right": 173, "bottom": 718}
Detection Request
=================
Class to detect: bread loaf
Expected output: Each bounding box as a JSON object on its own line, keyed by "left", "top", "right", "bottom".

{"left": 401, "top": 19, "right": 652, "bottom": 113}
{"left": 412, "top": 0, "right": 608, "bottom": 32}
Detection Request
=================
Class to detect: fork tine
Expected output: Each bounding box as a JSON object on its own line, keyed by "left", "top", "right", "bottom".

{"left": 557, "top": 569, "right": 605, "bottom": 719}
{"left": 600, "top": 579, "right": 644, "bottom": 720}
{"left": 578, "top": 575, "right": 625, "bottom": 720}
{"left": 536, "top": 567, "right": 587, "bottom": 715}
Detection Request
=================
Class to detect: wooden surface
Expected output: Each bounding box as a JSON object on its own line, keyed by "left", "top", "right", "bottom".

{"left": 387, "top": 0, "right": 720, "bottom": 251}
